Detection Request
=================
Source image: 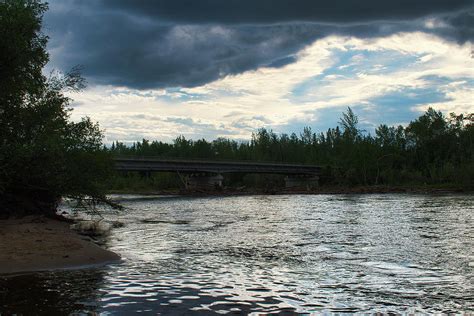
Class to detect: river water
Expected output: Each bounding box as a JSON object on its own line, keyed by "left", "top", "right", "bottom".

{"left": 1, "top": 194, "right": 473, "bottom": 314}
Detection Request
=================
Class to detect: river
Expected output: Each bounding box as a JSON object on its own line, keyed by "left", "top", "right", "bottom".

{"left": 1, "top": 194, "right": 473, "bottom": 314}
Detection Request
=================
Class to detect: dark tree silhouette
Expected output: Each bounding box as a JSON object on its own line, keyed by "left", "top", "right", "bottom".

{"left": 0, "top": 0, "right": 112, "bottom": 217}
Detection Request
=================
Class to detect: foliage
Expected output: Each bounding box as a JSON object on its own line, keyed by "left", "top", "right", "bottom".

{"left": 108, "top": 107, "right": 474, "bottom": 189}
{"left": 0, "top": 0, "right": 113, "bottom": 216}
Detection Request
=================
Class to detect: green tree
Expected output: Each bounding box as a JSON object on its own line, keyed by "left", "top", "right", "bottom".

{"left": 339, "top": 107, "right": 360, "bottom": 142}
{"left": 0, "top": 0, "right": 112, "bottom": 217}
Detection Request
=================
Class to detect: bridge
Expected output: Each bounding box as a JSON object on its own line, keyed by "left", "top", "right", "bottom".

{"left": 114, "top": 157, "right": 321, "bottom": 189}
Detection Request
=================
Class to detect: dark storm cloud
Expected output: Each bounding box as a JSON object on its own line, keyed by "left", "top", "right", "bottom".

{"left": 442, "top": 10, "right": 474, "bottom": 43}
{"left": 102, "top": 0, "right": 472, "bottom": 24}
{"left": 44, "top": 0, "right": 474, "bottom": 89}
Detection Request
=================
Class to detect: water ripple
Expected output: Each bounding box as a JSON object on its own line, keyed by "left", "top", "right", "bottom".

{"left": 1, "top": 194, "right": 473, "bottom": 314}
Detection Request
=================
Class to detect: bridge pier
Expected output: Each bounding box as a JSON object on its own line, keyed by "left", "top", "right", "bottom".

{"left": 184, "top": 173, "right": 224, "bottom": 190}
{"left": 284, "top": 175, "right": 319, "bottom": 190}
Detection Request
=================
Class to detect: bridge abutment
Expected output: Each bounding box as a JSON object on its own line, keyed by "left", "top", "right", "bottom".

{"left": 284, "top": 175, "right": 319, "bottom": 190}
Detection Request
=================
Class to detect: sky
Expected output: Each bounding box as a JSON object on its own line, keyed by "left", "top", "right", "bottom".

{"left": 43, "top": 0, "right": 474, "bottom": 143}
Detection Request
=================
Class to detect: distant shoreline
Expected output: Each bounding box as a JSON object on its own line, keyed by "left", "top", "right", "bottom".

{"left": 108, "top": 185, "right": 472, "bottom": 197}
{"left": 0, "top": 216, "right": 121, "bottom": 276}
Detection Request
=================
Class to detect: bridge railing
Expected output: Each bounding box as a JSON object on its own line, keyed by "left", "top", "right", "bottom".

{"left": 113, "top": 156, "right": 322, "bottom": 175}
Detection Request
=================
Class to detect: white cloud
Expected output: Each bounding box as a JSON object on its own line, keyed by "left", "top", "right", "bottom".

{"left": 66, "top": 32, "right": 474, "bottom": 142}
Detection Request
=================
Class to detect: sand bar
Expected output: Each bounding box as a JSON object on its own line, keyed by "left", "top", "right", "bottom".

{"left": 0, "top": 216, "right": 120, "bottom": 275}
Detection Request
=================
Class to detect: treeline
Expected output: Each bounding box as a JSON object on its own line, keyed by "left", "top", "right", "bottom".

{"left": 108, "top": 108, "right": 474, "bottom": 189}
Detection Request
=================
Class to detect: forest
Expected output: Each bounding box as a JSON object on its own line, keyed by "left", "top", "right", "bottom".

{"left": 107, "top": 107, "right": 474, "bottom": 191}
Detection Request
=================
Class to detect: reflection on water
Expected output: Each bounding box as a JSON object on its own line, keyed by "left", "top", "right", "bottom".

{"left": 0, "top": 270, "right": 105, "bottom": 314}
{"left": 1, "top": 194, "right": 473, "bottom": 314}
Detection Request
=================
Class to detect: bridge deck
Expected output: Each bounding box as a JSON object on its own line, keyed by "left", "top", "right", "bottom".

{"left": 114, "top": 157, "right": 321, "bottom": 175}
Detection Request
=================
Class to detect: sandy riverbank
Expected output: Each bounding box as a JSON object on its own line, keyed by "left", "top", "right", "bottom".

{"left": 0, "top": 216, "right": 120, "bottom": 275}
